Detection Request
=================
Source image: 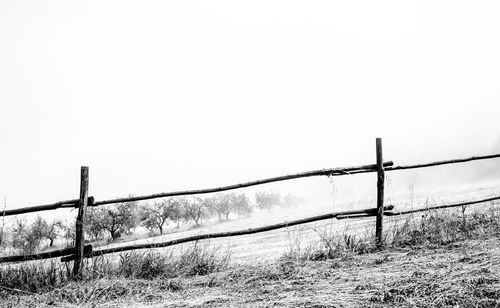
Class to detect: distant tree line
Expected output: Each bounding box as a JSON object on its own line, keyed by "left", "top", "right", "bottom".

{"left": 0, "top": 191, "right": 304, "bottom": 254}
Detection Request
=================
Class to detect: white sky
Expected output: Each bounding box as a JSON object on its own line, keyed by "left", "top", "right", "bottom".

{"left": 1, "top": 1, "right": 500, "bottom": 211}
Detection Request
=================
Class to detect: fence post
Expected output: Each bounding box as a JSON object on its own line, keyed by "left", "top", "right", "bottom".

{"left": 375, "top": 138, "right": 385, "bottom": 247}
{"left": 73, "top": 166, "right": 89, "bottom": 279}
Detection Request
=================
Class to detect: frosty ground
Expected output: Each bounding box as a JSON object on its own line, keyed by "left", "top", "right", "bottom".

{"left": 1, "top": 183, "right": 500, "bottom": 307}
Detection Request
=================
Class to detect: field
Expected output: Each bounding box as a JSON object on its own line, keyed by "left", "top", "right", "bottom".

{"left": 1, "top": 182, "right": 500, "bottom": 307}
{"left": 94, "top": 180, "right": 500, "bottom": 263}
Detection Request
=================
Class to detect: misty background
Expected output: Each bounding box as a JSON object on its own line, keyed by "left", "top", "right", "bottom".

{"left": 1, "top": 1, "right": 500, "bottom": 221}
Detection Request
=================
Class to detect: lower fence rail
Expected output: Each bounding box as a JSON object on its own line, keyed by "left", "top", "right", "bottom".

{"left": 62, "top": 206, "right": 394, "bottom": 261}
{"left": 1, "top": 194, "right": 499, "bottom": 265}
{"left": 0, "top": 245, "right": 92, "bottom": 263}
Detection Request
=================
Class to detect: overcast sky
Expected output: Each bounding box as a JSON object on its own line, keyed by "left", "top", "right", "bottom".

{"left": 1, "top": 1, "right": 500, "bottom": 211}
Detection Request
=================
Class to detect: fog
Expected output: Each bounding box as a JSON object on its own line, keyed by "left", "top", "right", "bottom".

{"left": 1, "top": 1, "right": 500, "bottom": 218}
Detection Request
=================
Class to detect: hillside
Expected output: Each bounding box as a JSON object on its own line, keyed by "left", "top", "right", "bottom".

{"left": 2, "top": 235, "right": 499, "bottom": 307}
{"left": 1, "top": 200, "right": 500, "bottom": 308}
{"left": 86, "top": 181, "right": 500, "bottom": 263}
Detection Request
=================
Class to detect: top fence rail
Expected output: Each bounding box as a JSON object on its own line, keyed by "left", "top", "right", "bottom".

{"left": 1, "top": 161, "right": 393, "bottom": 216}
{"left": 2, "top": 152, "right": 500, "bottom": 217}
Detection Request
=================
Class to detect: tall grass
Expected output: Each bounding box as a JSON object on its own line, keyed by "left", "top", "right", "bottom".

{"left": 1, "top": 201, "right": 499, "bottom": 303}
{"left": 116, "top": 242, "right": 231, "bottom": 278}
{"left": 389, "top": 203, "right": 500, "bottom": 247}
{"left": 0, "top": 242, "right": 231, "bottom": 295}
{"left": 282, "top": 202, "right": 500, "bottom": 262}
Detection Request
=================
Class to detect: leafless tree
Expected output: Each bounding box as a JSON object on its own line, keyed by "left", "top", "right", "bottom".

{"left": 183, "top": 197, "right": 206, "bottom": 227}
{"left": 86, "top": 200, "right": 138, "bottom": 241}
{"left": 255, "top": 191, "right": 281, "bottom": 211}
{"left": 140, "top": 198, "right": 181, "bottom": 235}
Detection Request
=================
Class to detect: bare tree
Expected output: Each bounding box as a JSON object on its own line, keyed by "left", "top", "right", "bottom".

{"left": 43, "top": 220, "right": 64, "bottom": 247}
{"left": 203, "top": 196, "right": 219, "bottom": 220}
{"left": 255, "top": 191, "right": 281, "bottom": 211}
{"left": 85, "top": 209, "right": 104, "bottom": 241}
{"left": 281, "top": 194, "right": 302, "bottom": 208}
{"left": 62, "top": 222, "right": 76, "bottom": 247}
{"left": 206, "top": 194, "right": 234, "bottom": 221}
{"left": 169, "top": 200, "right": 184, "bottom": 229}
{"left": 11, "top": 217, "right": 46, "bottom": 253}
{"left": 30, "top": 216, "right": 48, "bottom": 241}
{"left": 233, "top": 193, "right": 253, "bottom": 217}
{"left": 183, "top": 197, "right": 206, "bottom": 227}
{"left": 11, "top": 219, "right": 29, "bottom": 252}
{"left": 140, "top": 199, "right": 179, "bottom": 235}
{"left": 86, "top": 200, "right": 138, "bottom": 241}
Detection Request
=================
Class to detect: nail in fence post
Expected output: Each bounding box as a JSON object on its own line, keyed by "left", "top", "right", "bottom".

{"left": 73, "top": 166, "right": 89, "bottom": 279}
{"left": 375, "top": 138, "right": 385, "bottom": 247}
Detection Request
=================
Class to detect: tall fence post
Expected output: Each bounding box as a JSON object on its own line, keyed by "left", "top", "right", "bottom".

{"left": 73, "top": 166, "right": 89, "bottom": 279}
{"left": 375, "top": 138, "right": 385, "bottom": 247}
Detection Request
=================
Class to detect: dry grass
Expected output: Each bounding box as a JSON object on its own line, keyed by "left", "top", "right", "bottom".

{"left": 1, "top": 203, "right": 500, "bottom": 307}
{"left": 0, "top": 242, "right": 230, "bottom": 297}
{"left": 7, "top": 237, "right": 496, "bottom": 308}
{"left": 388, "top": 205, "right": 500, "bottom": 247}
{"left": 280, "top": 202, "right": 500, "bottom": 263}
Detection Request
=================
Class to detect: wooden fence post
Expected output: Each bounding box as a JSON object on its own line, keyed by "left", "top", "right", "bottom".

{"left": 73, "top": 166, "right": 89, "bottom": 279}
{"left": 375, "top": 138, "right": 385, "bottom": 247}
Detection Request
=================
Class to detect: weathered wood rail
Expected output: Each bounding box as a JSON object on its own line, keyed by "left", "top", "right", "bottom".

{"left": 384, "top": 195, "right": 500, "bottom": 216}
{"left": 0, "top": 245, "right": 92, "bottom": 263}
{"left": 2, "top": 153, "right": 499, "bottom": 217}
{"left": 0, "top": 161, "right": 394, "bottom": 216}
{"left": 1, "top": 138, "right": 499, "bottom": 281}
{"left": 61, "top": 205, "right": 395, "bottom": 262}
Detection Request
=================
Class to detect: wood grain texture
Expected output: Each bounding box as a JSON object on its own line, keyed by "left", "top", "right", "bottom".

{"left": 0, "top": 245, "right": 92, "bottom": 263}
{"left": 73, "top": 166, "right": 89, "bottom": 279}
{"left": 375, "top": 138, "right": 385, "bottom": 247}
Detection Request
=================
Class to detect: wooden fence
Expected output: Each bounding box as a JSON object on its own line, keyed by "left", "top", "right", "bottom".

{"left": 1, "top": 138, "right": 500, "bottom": 279}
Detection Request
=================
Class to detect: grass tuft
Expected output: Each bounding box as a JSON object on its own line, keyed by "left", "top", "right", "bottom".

{"left": 0, "top": 241, "right": 230, "bottom": 296}
{"left": 1, "top": 202, "right": 500, "bottom": 307}
{"left": 389, "top": 204, "right": 500, "bottom": 248}
{"left": 282, "top": 203, "right": 500, "bottom": 264}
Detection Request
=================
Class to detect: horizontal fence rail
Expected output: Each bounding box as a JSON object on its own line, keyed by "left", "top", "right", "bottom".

{"left": 1, "top": 199, "right": 81, "bottom": 217}
{"left": 92, "top": 152, "right": 499, "bottom": 207}
{"left": 2, "top": 153, "right": 499, "bottom": 217}
{"left": 0, "top": 162, "right": 394, "bottom": 216}
{"left": 334, "top": 153, "right": 500, "bottom": 176}
{"left": 91, "top": 161, "right": 394, "bottom": 206}
{"left": 62, "top": 206, "right": 395, "bottom": 262}
{"left": 385, "top": 153, "right": 500, "bottom": 172}
{"left": 3, "top": 192, "right": 499, "bottom": 264}
{"left": 0, "top": 245, "right": 92, "bottom": 263}
{"left": 1, "top": 206, "right": 390, "bottom": 264}
{"left": 385, "top": 195, "right": 500, "bottom": 216}
{"left": 1, "top": 141, "right": 500, "bottom": 273}
{"left": 0, "top": 197, "right": 94, "bottom": 217}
